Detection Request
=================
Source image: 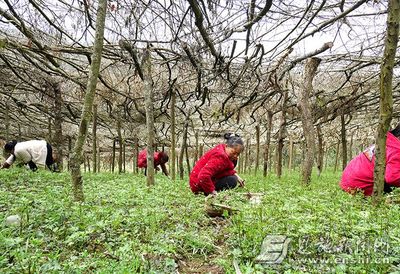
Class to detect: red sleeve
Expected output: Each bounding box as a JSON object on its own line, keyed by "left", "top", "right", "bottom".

{"left": 197, "top": 155, "right": 230, "bottom": 194}
{"left": 385, "top": 155, "right": 400, "bottom": 186}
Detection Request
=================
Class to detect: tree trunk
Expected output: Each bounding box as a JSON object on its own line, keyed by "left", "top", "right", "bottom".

{"left": 255, "top": 124, "right": 260, "bottom": 175}
{"left": 317, "top": 125, "right": 324, "bottom": 176}
{"left": 179, "top": 118, "right": 189, "bottom": 179}
{"left": 349, "top": 133, "right": 354, "bottom": 161}
{"left": 92, "top": 104, "right": 97, "bottom": 173}
{"left": 170, "top": 88, "right": 176, "bottom": 180}
{"left": 112, "top": 138, "right": 116, "bottom": 173}
{"left": 53, "top": 82, "right": 63, "bottom": 171}
{"left": 373, "top": 0, "right": 400, "bottom": 202}
{"left": 263, "top": 111, "right": 273, "bottom": 177}
{"left": 133, "top": 134, "right": 139, "bottom": 174}
{"left": 70, "top": 0, "right": 107, "bottom": 202}
{"left": 334, "top": 142, "right": 340, "bottom": 173}
{"left": 244, "top": 139, "right": 250, "bottom": 173}
{"left": 117, "top": 108, "right": 123, "bottom": 174}
{"left": 341, "top": 114, "right": 348, "bottom": 171}
{"left": 288, "top": 138, "right": 294, "bottom": 171}
{"left": 5, "top": 102, "right": 10, "bottom": 140}
{"left": 86, "top": 156, "right": 91, "bottom": 172}
{"left": 193, "top": 130, "right": 199, "bottom": 166}
{"left": 123, "top": 142, "right": 126, "bottom": 173}
{"left": 185, "top": 141, "right": 191, "bottom": 175}
{"left": 143, "top": 48, "right": 156, "bottom": 186}
{"left": 67, "top": 136, "right": 72, "bottom": 171}
{"left": 97, "top": 145, "right": 101, "bottom": 172}
{"left": 298, "top": 57, "right": 321, "bottom": 184}
{"left": 277, "top": 89, "right": 288, "bottom": 178}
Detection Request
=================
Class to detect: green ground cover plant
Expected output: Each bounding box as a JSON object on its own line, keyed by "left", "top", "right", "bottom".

{"left": 1, "top": 168, "right": 399, "bottom": 273}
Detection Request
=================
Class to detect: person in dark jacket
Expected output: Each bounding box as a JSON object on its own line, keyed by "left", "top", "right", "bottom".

{"left": 137, "top": 149, "right": 169, "bottom": 176}
{"left": 189, "top": 133, "right": 245, "bottom": 196}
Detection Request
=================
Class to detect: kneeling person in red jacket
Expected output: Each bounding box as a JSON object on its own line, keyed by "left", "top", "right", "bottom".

{"left": 189, "top": 133, "right": 245, "bottom": 196}
{"left": 340, "top": 124, "right": 400, "bottom": 196}
{"left": 137, "top": 149, "right": 169, "bottom": 176}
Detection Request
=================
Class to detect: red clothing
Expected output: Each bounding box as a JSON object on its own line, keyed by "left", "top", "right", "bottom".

{"left": 340, "top": 132, "right": 400, "bottom": 196}
{"left": 137, "top": 149, "right": 165, "bottom": 168}
{"left": 189, "top": 144, "right": 237, "bottom": 194}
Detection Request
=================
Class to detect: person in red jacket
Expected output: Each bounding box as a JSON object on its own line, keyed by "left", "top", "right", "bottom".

{"left": 340, "top": 124, "right": 400, "bottom": 196}
{"left": 137, "top": 149, "right": 169, "bottom": 176}
{"left": 189, "top": 133, "right": 245, "bottom": 196}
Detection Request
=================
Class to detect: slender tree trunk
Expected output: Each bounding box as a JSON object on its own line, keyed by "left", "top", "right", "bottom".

{"left": 263, "top": 111, "right": 273, "bottom": 177}
{"left": 373, "top": 0, "right": 400, "bottom": 202}
{"left": 123, "top": 142, "right": 126, "bottom": 173}
{"left": 97, "top": 145, "right": 101, "bottom": 172}
{"left": 179, "top": 118, "right": 189, "bottom": 179}
{"left": 170, "top": 89, "right": 176, "bottom": 180}
{"left": 317, "top": 125, "right": 324, "bottom": 176}
{"left": 67, "top": 136, "right": 72, "bottom": 171}
{"left": 254, "top": 124, "right": 260, "bottom": 175}
{"left": 298, "top": 57, "right": 321, "bottom": 184}
{"left": 185, "top": 142, "right": 191, "bottom": 175}
{"left": 193, "top": 130, "right": 199, "bottom": 166}
{"left": 92, "top": 104, "right": 97, "bottom": 173}
{"left": 133, "top": 134, "right": 139, "bottom": 174}
{"left": 112, "top": 139, "right": 116, "bottom": 173}
{"left": 334, "top": 142, "right": 340, "bottom": 173}
{"left": 349, "top": 133, "right": 354, "bottom": 161}
{"left": 288, "top": 138, "right": 294, "bottom": 171}
{"left": 244, "top": 139, "right": 250, "bottom": 174}
{"left": 277, "top": 89, "right": 288, "bottom": 178}
{"left": 143, "top": 48, "right": 155, "bottom": 186}
{"left": 341, "top": 114, "right": 348, "bottom": 171}
{"left": 70, "top": 0, "right": 107, "bottom": 202}
{"left": 87, "top": 156, "right": 90, "bottom": 172}
{"left": 117, "top": 108, "right": 123, "bottom": 174}
{"left": 52, "top": 82, "right": 63, "bottom": 171}
{"left": 47, "top": 115, "right": 52, "bottom": 142}
{"left": 5, "top": 102, "right": 10, "bottom": 140}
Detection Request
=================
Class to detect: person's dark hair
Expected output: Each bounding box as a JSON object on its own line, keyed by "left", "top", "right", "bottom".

{"left": 223, "top": 133, "right": 244, "bottom": 148}
{"left": 4, "top": 140, "right": 17, "bottom": 153}
{"left": 391, "top": 123, "right": 400, "bottom": 137}
{"left": 159, "top": 152, "right": 169, "bottom": 164}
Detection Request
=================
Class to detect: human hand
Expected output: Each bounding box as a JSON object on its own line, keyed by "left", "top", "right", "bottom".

{"left": 236, "top": 174, "right": 245, "bottom": 187}
{"left": 205, "top": 191, "right": 217, "bottom": 202}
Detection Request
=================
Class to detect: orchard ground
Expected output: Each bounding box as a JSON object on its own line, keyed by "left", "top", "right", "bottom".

{"left": 1, "top": 168, "right": 400, "bottom": 273}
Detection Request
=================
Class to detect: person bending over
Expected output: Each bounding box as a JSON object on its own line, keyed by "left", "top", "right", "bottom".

{"left": 137, "top": 149, "right": 169, "bottom": 176}
{"left": 1, "top": 140, "right": 57, "bottom": 172}
{"left": 340, "top": 123, "right": 400, "bottom": 196}
{"left": 189, "top": 133, "right": 245, "bottom": 196}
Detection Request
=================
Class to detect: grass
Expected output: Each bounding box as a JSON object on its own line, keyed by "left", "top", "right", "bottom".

{"left": 0, "top": 167, "right": 400, "bottom": 273}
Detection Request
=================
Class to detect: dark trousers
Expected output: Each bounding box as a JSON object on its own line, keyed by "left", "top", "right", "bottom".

{"left": 215, "top": 176, "right": 238, "bottom": 192}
